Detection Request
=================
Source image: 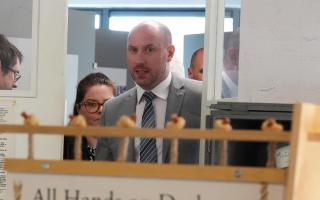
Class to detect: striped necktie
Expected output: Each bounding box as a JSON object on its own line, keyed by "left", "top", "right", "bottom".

{"left": 140, "top": 91, "right": 157, "bottom": 163}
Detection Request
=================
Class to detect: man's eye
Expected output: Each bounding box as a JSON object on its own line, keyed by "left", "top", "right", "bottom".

{"left": 145, "top": 47, "right": 154, "bottom": 53}
{"left": 128, "top": 47, "right": 137, "bottom": 54}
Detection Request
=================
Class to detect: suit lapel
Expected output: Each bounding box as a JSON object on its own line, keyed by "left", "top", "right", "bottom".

{"left": 114, "top": 88, "right": 137, "bottom": 162}
{"left": 125, "top": 88, "right": 138, "bottom": 116}
{"left": 162, "top": 75, "right": 185, "bottom": 162}
{"left": 127, "top": 88, "right": 138, "bottom": 161}
{"left": 165, "top": 75, "right": 185, "bottom": 121}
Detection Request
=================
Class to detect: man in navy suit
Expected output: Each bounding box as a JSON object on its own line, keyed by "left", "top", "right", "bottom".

{"left": 96, "top": 21, "right": 202, "bottom": 164}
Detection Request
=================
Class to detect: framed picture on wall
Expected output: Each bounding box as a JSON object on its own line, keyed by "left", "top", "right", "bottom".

{"left": 0, "top": 0, "right": 39, "bottom": 97}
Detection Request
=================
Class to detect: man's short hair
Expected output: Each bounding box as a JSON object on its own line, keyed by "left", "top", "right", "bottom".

{"left": 0, "top": 34, "right": 23, "bottom": 74}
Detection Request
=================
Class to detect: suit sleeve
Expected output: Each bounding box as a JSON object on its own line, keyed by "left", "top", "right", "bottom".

{"left": 95, "top": 137, "right": 115, "bottom": 161}
{"left": 96, "top": 102, "right": 115, "bottom": 161}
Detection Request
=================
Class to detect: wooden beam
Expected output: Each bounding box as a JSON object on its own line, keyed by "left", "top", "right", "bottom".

{"left": 0, "top": 124, "right": 290, "bottom": 142}
{"left": 4, "top": 159, "right": 286, "bottom": 184}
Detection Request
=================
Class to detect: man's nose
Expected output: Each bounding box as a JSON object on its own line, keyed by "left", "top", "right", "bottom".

{"left": 12, "top": 82, "right": 17, "bottom": 88}
{"left": 136, "top": 50, "right": 147, "bottom": 60}
{"left": 135, "top": 53, "right": 146, "bottom": 65}
{"left": 97, "top": 105, "right": 103, "bottom": 114}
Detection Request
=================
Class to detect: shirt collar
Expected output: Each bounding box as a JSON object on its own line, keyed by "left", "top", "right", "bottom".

{"left": 137, "top": 72, "right": 172, "bottom": 103}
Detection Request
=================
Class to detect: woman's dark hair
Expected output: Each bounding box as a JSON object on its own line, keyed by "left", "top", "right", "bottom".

{"left": 65, "top": 72, "right": 115, "bottom": 160}
{"left": 73, "top": 72, "right": 116, "bottom": 115}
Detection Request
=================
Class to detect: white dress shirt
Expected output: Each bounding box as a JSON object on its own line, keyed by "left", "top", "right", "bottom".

{"left": 134, "top": 72, "right": 172, "bottom": 163}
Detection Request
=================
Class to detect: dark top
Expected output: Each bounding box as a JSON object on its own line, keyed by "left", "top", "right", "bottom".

{"left": 63, "top": 136, "right": 96, "bottom": 161}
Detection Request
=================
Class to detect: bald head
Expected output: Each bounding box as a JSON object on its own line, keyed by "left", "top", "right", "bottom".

{"left": 128, "top": 21, "right": 172, "bottom": 46}
{"left": 188, "top": 48, "right": 204, "bottom": 81}
{"left": 127, "top": 21, "right": 175, "bottom": 90}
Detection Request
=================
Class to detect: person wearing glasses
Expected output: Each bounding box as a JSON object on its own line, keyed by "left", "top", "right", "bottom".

{"left": 63, "top": 72, "right": 116, "bottom": 160}
{"left": 0, "top": 34, "right": 22, "bottom": 90}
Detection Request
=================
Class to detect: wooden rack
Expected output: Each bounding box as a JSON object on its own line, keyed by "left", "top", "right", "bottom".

{"left": 2, "top": 103, "right": 320, "bottom": 200}
{"left": 3, "top": 125, "right": 288, "bottom": 183}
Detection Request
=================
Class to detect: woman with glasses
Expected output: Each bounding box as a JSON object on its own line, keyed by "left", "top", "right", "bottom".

{"left": 63, "top": 72, "right": 116, "bottom": 161}
{"left": 0, "top": 34, "right": 23, "bottom": 90}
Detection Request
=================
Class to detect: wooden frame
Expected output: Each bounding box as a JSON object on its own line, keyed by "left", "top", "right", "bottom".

{"left": 12, "top": 102, "right": 320, "bottom": 199}
{"left": 13, "top": 101, "right": 320, "bottom": 199}
{"left": 285, "top": 103, "right": 320, "bottom": 200}
{"left": 2, "top": 124, "right": 289, "bottom": 184}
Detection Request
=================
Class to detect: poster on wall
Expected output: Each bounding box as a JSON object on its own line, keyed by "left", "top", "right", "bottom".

{"left": 0, "top": 99, "right": 18, "bottom": 199}
{"left": 0, "top": 0, "right": 39, "bottom": 97}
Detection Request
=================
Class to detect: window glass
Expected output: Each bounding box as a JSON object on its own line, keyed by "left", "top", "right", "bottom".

{"left": 222, "top": 5, "right": 241, "bottom": 99}
{"left": 109, "top": 11, "right": 205, "bottom": 64}
{"left": 95, "top": 14, "right": 101, "bottom": 29}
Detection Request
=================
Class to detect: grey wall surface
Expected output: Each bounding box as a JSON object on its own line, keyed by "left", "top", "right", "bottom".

{"left": 67, "top": 9, "right": 96, "bottom": 81}
{"left": 95, "top": 29, "right": 135, "bottom": 89}
{"left": 0, "top": 0, "right": 32, "bottom": 38}
{"left": 95, "top": 29, "right": 128, "bottom": 68}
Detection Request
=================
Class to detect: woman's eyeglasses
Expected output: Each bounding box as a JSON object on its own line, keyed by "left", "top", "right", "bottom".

{"left": 4, "top": 67, "right": 21, "bottom": 81}
{"left": 79, "top": 100, "right": 107, "bottom": 114}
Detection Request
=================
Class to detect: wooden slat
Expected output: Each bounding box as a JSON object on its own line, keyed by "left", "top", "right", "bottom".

{"left": 308, "top": 132, "right": 320, "bottom": 141}
{"left": 0, "top": 124, "right": 290, "bottom": 142}
{"left": 4, "top": 159, "right": 286, "bottom": 184}
{"left": 285, "top": 103, "right": 320, "bottom": 200}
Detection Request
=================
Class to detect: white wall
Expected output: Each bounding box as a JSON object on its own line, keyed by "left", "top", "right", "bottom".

{"left": 65, "top": 55, "right": 79, "bottom": 124}
{"left": 239, "top": 0, "right": 320, "bottom": 104}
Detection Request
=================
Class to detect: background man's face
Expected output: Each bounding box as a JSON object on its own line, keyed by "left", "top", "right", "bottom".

{"left": 188, "top": 50, "right": 204, "bottom": 81}
{"left": 0, "top": 58, "right": 21, "bottom": 90}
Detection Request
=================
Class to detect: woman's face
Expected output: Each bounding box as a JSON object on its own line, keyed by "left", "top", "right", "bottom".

{"left": 78, "top": 85, "right": 114, "bottom": 126}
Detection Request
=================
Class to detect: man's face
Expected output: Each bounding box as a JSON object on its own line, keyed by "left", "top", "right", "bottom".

{"left": 127, "top": 24, "right": 174, "bottom": 90}
{"left": 0, "top": 58, "right": 21, "bottom": 90}
{"left": 188, "top": 50, "right": 204, "bottom": 81}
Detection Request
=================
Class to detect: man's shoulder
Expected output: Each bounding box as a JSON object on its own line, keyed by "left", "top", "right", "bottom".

{"left": 173, "top": 74, "right": 202, "bottom": 86}
{"left": 106, "top": 87, "right": 137, "bottom": 107}
{"left": 184, "top": 77, "right": 202, "bottom": 88}
{"left": 102, "top": 87, "right": 137, "bottom": 125}
{"left": 173, "top": 75, "right": 202, "bottom": 94}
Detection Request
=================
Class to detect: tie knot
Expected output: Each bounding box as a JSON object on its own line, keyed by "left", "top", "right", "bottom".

{"left": 143, "top": 91, "right": 156, "bottom": 103}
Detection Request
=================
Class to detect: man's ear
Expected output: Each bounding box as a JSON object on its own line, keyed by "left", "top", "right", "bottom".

{"left": 167, "top": 45, "right": 175, "bottom": 62}
{"left": 188, "top": 68, "right": 193, "bottom": 79}
{"left": 0, "top": 60, "right": 3, "bottom": 75}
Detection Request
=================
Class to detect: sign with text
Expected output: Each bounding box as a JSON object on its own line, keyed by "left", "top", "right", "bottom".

{"left": 0, "top": 100, "right": 17, "bottom": 124}
{"left": 0, "top": 100, "right": 17, "bottom": 200}
{"left": 6, "top": 173, "right": 284, "bottom": 200}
